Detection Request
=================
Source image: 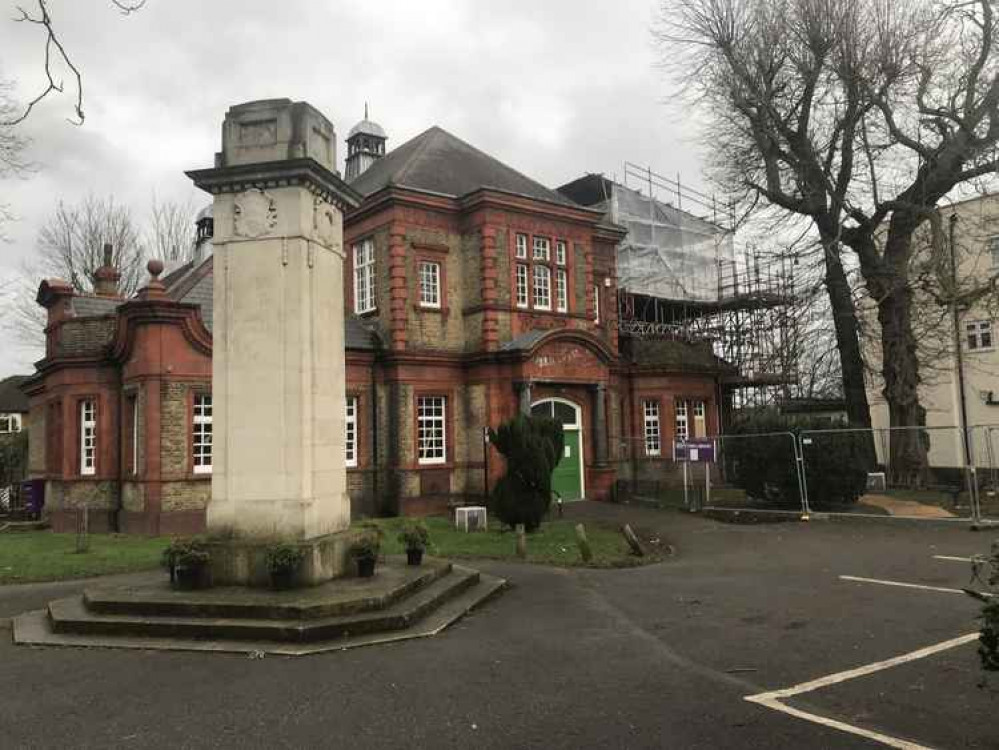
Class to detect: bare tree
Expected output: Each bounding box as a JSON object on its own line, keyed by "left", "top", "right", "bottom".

{"left": 0, "top": 75, "right": 33, "bottom": 241}
{"left": 7, "top": 194, "right": 145, "bottom": 346}
{"left": 146, "top": 194, "right": 196, "bottom": 262}
{"left": 658, "top": 0, "right": 999, "bottom": 480}
{"left": 4, "top": 0, "right": 149, "bottom": 126}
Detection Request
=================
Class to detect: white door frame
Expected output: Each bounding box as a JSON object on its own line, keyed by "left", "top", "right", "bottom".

{"left": 531, "top": 397, "right": 586, "bottom": 500}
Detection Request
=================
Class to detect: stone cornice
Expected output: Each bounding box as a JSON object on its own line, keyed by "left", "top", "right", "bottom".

{"left": 186, "top": 158, "right": 362, "bottom": 211}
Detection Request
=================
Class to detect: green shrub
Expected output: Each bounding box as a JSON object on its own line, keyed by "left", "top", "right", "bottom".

{"left": 967, "top": 542, "right": 999, "bottom": 674}
{"left": 0, "top": 430, "right": 28, "bottom": 487}
{"left": 263, "top": 543, "right": 305, "bottom": 574}
{"left": 161, "top": 538, "right": 210, "bottom": 569}
{"left": 488, "top": 414, "right": 564, "bottom": 532}
{"left": 725, "top": 412, "right": 867, "bottom": 510}
{"left": 397, "top": 521, "right": 429, "bottom": 551}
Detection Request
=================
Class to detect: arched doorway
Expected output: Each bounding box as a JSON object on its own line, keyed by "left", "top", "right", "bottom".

{"left": 531, "top": 398, "right": 585, "bottom": 501}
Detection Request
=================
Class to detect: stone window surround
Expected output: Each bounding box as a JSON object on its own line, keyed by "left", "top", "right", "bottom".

{"left": 412, "top": 243, "right": 449, "bottom": 315}
{"left": 643, "top": 399, "right": 661, "bottom": 457}
{"left": 412, "top": 389, "right": 453, "bottom": 468}
{"left": 510, "top": 231, "right": 572, "bottom": 315}
{"left": 0, "top": 412, "right": 21, "bottom": 433}
{"left": 191, "top": 391, "right": 213, "bottom": 475}
{"left": 352, "top": 237, "right": 377, "bottom": 315}
{"left": 78, "top": 396, "right": 98, "bottom": 476}
{"left": 345, "top": 394, "right": 358, "bottom": 468}
{"left": 967, "top": 319, "right": 994, "bottom": 351}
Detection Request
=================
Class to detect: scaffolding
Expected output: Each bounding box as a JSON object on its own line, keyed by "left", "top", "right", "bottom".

{"left": 564, "top": 164, "right": 799, "bottom": 410}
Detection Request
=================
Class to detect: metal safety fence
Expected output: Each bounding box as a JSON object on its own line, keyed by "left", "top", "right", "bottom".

{"left": 612, "top": 425, "right": 999, "bottom": 524}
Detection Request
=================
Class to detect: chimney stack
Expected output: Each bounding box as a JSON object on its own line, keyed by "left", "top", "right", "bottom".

{"left": 93, "top": 242, "right": 122, "bottom": 298}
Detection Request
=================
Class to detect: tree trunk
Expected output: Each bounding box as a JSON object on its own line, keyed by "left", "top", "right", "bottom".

{"left": 820, "top": 236, "right": 876, "bottom": 468}
{"left": 877, "top": 275, "right": 929, "bottom": 486}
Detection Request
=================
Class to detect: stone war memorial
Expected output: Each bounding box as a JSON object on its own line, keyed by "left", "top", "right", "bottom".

{"left": 13, "top": 100, "right": 505, "bottom": 655}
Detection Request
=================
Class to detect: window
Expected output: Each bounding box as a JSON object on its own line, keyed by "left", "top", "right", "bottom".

{"left": 533, "top": 265, "right": 551, "bottom": 310}
{"left": 515, "top": 233, "right": 528, "bottom": 259}
{"left": 693, "top": 401, "right": 706, "bottom": 438}
{"left": 192, "top": 394, "right": 212, "bottom": 474}
{"left": 418, "top": 261, "right": 441, "bottom": 309}
{"left": 515, "top": 264, "right": 529, "bottom": 308}
{"left": 345, "top": 396, "right": 358, "bottom": 467}
{"left": 0, "top": 413, "right": 20, "bottom": 433}
{"left": 353, "top": 239, "right": 376, "bottom": 314}
{"left": 80, "top": 399, "right": 96, "bottom": 476}
{"left": 594, "top": 284, "right": 601, "bottom": 324}
{"left": 675, "top": 400, "right": 689, "bottom": 443}
{"left": 555, "top": 240, "right": 567, "bottom": 266}
{"left": 643, "top": 401, "right": 661, "bottom": 456}
{"left": 532, "top": 236, "right": 550, "bottom": 261}
{"left": 555, "top": 269, "right": 568, "bottom": 313}
{"left": 127, "top": 394, "right": 138, "bottom": 475}
{"left": 967, "top": 320, "right": 994, "bottom": 350}
{"left": 417, "top": 396, "right": 447, "bottom": 465}
{"left": 989, "top": 236, "right": 999, "bottom": 268}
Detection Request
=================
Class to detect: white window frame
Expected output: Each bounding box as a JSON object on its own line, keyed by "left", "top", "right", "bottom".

{"left": 967, "top": 320, "right": 994, "bottom": 351}
{"left": 555, "top": 268, "right": 568, "bottom": 313}
{"left": 353, "top": 239, "right": 376, "bottom": 314}
{"left": 515, "top": 233, "right": 528, "bottom": 260}
{"left": 192, "top": 393, "right": 212, "bottom": 475}
{"left": 80, "top": 399, "right": 96, "bottom": 476}
{"left": 532, "top": 236, "right": 550, "bottom": 261}
{"left": 643, "top": 401, "right": 661, "bottom": 456}
{"left": 417, "top": 395, "right": 447, "bottom": 465}
{"left": 0, "top": 413, "right": 21, "bottom": 433}
{"left": 418, "top": 260, "right": 441, "bottom": 309}
{"left": 533, "top": 265, "right": 551, "bottom": 310}
{"left": 515, "top": 264, "right": 529, "bottom": 308}
{"left": 594, "top": 284, "right": 601, "bottom": 324}
{"left": 675, "top": 400, "right": 689, "bottom": 443}
{"left": 555, "top": 239, "right": 567, "bottom": 266}
{"left": 130, "top": 395, "right": 138, "bottom": 475}
{"left": 345, "top": 396, "right": 358, "bottom": 468}
{"left": 693, "top": 400, "right": 706, "bottom": 438}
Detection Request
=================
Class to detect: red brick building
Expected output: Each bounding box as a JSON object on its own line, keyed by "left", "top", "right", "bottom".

{"left": 23, "top": 118, "right": 731, "bottom": 534}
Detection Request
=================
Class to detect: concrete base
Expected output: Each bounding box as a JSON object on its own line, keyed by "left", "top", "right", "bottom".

{"left": 12, "top": 558, "right": 506, "bottom": 656}
{"left": 204, "top": 528, "right": 367, "bottom": 587}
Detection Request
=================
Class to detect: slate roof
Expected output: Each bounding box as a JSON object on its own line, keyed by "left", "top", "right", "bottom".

{"left": 498, "top": 330, "right": 549, "bottom": 353}
{"left": 0, "top": 375, "right": 30, "bottom": 413}
{"left": 349, "top": 126, "right": 578, "bottom": 207}
{"left": 620, "top": 336, "right": 735, "bottom": 374}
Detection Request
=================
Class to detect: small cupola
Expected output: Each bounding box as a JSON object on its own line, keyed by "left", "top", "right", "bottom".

{"left": 345, "top": 103, "right": 387, "bottom": 182}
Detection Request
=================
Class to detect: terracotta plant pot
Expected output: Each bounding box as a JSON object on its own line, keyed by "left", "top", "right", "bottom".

{"left": 406, "top": 548, "right": 424, "bottom": 566}
{"left": 356, "top": 556, "right": 376, "bottom": 578}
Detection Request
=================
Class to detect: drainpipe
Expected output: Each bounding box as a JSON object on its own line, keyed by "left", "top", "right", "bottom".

{"left": 949, "top": 213, "right": 976, "bottom": 513}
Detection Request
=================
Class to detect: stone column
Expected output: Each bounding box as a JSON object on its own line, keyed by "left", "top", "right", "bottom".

{"left": 188, "top": 99, "right": 361, "bottom": 542}
{"left": 593, "top": 383, "right": 608, "bottom": 467}
{"left": 517, "top": 381, "right": 533, "bottom": 416}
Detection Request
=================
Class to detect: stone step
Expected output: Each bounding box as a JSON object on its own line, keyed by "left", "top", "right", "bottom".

{"left": 48, "top": 566, "right": 480, "bottom": 643}
{"left": 13, "top": 570, "right": 508, "bottom": 656}
{"left": 84, "top": 560, "right": 452, "bottom": 620}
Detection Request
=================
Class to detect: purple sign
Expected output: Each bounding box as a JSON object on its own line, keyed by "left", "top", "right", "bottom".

{"left": 673, "top": 440, "right": 715, "bottom": 463}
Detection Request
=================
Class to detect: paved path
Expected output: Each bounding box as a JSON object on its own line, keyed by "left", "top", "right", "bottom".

{"left": 2, "top": 503, "right": 994, "bottom": 749}
{"left": 861, "top": 494, "right": 956, "bottom": 518}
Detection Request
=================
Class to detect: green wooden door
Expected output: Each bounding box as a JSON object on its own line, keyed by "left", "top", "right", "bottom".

{"left": 552, "top": 429, "right": 583, "bottom": 501}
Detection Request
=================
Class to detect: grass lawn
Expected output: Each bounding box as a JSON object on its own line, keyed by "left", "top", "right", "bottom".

{"left": 0, "top": 533, "right": 169, "bottom": 585}
{"left": 360, "top": 516, "right": 666, "bottom": 568}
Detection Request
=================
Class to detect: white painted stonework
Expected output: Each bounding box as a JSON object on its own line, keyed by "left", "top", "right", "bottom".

{"left": 195, "top": 99, "right": 354, "bottom": 540}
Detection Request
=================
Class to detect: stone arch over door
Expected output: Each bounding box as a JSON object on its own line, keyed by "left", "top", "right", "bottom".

{"left": 531, "top": 397, "right": 585, "bottom": 501}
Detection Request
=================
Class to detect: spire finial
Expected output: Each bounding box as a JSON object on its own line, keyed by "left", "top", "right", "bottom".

{"left": 364, "top": 101, "right": 369, "bottom": 120}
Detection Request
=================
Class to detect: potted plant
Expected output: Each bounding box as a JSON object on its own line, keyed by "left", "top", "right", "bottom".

{"left": 162, "top": 539, "right": 211, "bottom": 590}
{"left": 264, "top": 543, "right": 305, "bottom": 590}
{"left": 397, "top": 521, "right": 429, "bottom": 566}
{"left": 351, "top": 536, "right": 380, "bottom": 578}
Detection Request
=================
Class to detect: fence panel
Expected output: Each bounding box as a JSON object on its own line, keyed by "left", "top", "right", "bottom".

{"left": 969, "top": 425, "right": 999, "bottom": 522}
{"left": 801, "top": 426, "right": 976, "bottom": 521}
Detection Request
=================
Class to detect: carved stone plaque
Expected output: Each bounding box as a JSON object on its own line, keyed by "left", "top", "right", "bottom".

{"left": 313, "top": 196, "right": 341, "bottom": 249}
{"left": 233, "top": 189, "right": 278, "bottom": 238}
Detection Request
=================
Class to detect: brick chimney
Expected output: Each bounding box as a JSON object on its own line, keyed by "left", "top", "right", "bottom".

{"left": 93, "top": 243, "right": 122, "bottom": 298}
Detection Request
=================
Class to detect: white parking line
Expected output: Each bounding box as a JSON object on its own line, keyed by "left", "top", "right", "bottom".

{"left": 932, "top": 555, "right": 976, "bottom": 563}
{"left": 745, "top": 633, "right": 978, "bottom": 749}
{"left": 838, "top": 575, "right": 968, "bottom": 595}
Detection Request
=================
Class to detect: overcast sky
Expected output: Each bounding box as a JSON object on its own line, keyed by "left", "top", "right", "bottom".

{"left": 0, "top": 0, "right": 705, "bottom": 379}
